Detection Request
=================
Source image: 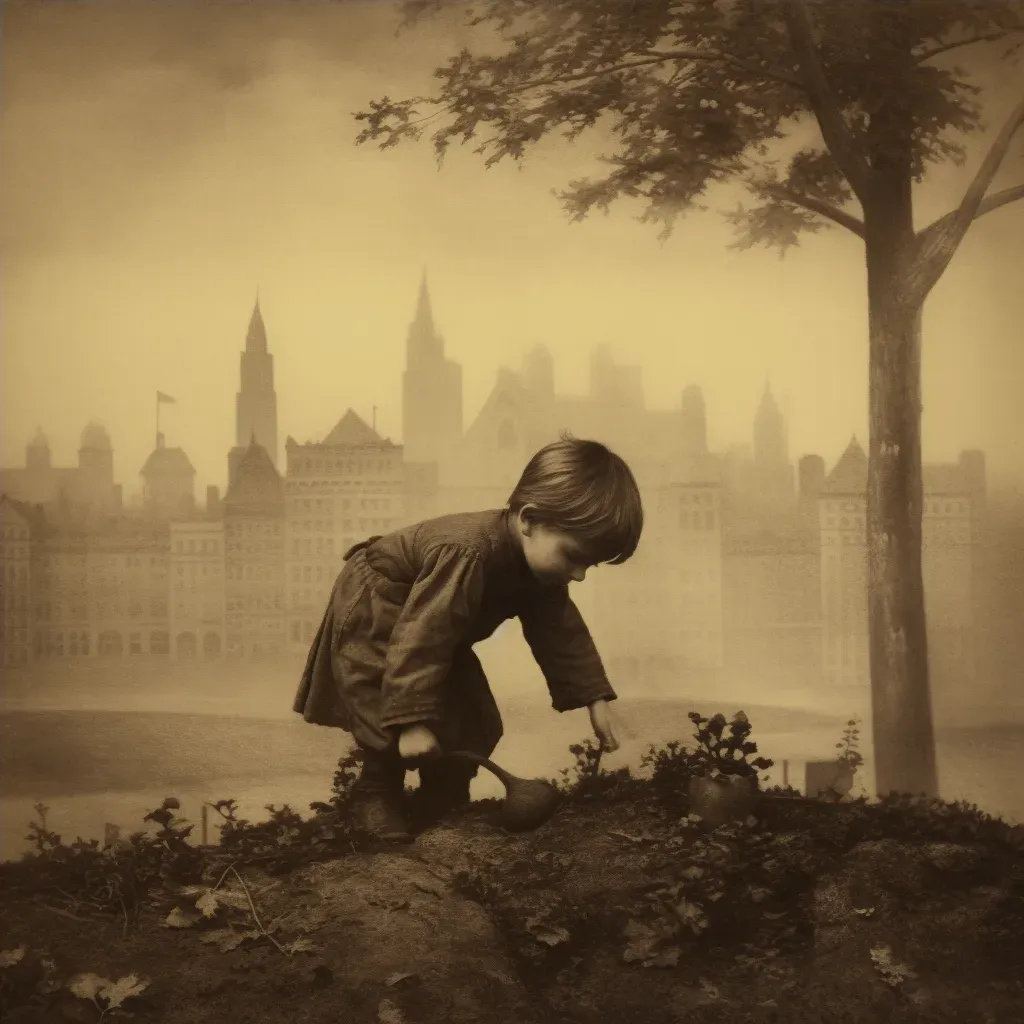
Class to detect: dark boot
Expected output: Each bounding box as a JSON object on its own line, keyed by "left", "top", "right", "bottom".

{"left": 413, "top": 762, "right": 474, "bottom": 828}
{"left": 352, "top": 750, "right": 411, "bottom": 842}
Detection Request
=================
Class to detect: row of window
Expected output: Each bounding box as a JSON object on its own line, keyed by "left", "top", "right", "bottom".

{"left": 173, "top": 539, "right": 222, "bottom": 555}
{"left": 288, "top": 457, "right": 398, "bottom": 476}
{"left": 34, "top": 629, "right": 223, "bottom": 658}
{"left": 679, "top": 511, "right": 717, "bottom": 531}
{"left": 288, "top": 497, "right": 396, "bottom": 515}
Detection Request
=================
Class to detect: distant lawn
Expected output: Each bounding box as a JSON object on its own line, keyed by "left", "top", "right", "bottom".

{"left": 0, "top": 699, "right": 841, "bottom": 800}
{"left": 0, "top": 711, "right": 348, "bottom": 799}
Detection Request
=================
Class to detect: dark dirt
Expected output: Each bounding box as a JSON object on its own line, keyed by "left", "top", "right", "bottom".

{"left": 3, "top": 795, "right": 1024, "bottom": 1024}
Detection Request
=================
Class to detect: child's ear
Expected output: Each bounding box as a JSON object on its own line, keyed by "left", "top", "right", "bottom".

{"left": 517, "top": 504, "right": 539, "bottom": 536}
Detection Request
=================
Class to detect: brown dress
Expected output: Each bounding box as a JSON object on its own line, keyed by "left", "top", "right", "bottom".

{"left": 293, "top": 508, "right": 617, "bottom": 757}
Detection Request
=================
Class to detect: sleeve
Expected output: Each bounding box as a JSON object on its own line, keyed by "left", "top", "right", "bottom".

{"left": 378, "top": 543, "right": 486, "bottom": 731}
{"left": 518, "top": 585, "right": 618, "bottom": 712}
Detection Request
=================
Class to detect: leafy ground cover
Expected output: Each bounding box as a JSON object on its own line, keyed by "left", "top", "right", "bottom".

{"left": 2, "top": 712, "right": 1022, "bottom": 1024}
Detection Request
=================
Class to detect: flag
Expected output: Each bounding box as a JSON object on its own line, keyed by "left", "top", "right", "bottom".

{"left": 157, "top": 391, "right": 176, "bottom": 404}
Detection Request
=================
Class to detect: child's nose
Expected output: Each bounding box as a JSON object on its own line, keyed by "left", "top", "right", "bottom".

{"left": 570, "top": 566, "right": 587, "bottom": 583}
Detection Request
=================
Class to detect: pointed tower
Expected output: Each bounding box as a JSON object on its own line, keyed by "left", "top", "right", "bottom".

{"left": 235, "top": 296, "right": 279, "bottom": 469}
{"left": 26, "top": 427, "right": 52, "bottom": 474}
{"left": 753, "top": 377, "right": 787, "bottom": 465}
{"left": 401, "top": 269, "right": 463, "bottom": 464}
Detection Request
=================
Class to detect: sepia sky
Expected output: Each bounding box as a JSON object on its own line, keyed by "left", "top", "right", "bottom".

{"left": 1, "top": 0, "right": 1022, "bottom": 498}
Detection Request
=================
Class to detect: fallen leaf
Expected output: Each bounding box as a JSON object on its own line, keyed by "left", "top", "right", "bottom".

{"left": 524, "top": 916, "right": 570, "bottom": 947}
{"left": 196, "top": 891, "right": 221, "bottom": 918}
{"left": 870, "top": 945, "right": 916, "bottom": 987}
{"left": 622, "top": 919, "right": 679, "bottom": 967}
{"left": 200, "top": 928, "right": 261, "bottom": 952}
{"left": 643, "top": 948, "right": 680, "bottom": 968}
{"left": 385, "top": 971, "right": 417, "bottom": 987}
{"left": 673, "top": 900, "right": 709, "bottom": 935}
{"left": 99, "top": 974, "right": 149, "bottom": 1010}
{"left": 699, "top": 978, "right": 720, "bottom": 1001}
{"left": 165, "top": 906, "right": 202, "bottom": 929}
{"left": 0, "top": 947, "right": 26, "bottom": 969}
{"left": 378, "top": 997, "right": 407, "bottom": 1024}
{"left": 68, "top": 973, "right": 108, "bottom": 1001}
{"left": 284, "top": 938, "right": 318, "bottom": 956}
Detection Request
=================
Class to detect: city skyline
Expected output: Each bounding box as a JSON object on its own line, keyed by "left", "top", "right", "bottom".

{"left": 1, "top": 271, "right": 1016, "bottom": 504}
{"left": 2, "top": 1, "right": 1022, "bottom": 496}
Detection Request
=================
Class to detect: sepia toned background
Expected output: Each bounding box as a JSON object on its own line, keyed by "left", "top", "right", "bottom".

{"left": 1, "top": 0, "right": 1022, "bottom": 859}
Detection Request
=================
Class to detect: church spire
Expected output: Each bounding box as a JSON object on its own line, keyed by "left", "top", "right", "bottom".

{"left": 414, "top": 267, "right": 435, "bottom": 333}
{"left": 246, "top": 294, "right": 267, "bottom": 352}
{"left": 407, "top": 267, "right": 442, "bottom": 362}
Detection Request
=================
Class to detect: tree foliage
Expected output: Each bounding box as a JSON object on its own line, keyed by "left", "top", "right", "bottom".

{"left": 355, "top": 0, "right": 1023, "bottom": 251}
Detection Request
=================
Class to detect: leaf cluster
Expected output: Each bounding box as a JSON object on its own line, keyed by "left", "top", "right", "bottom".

{"left": 355, "top": 0, "right": 1023, "bottom": 249}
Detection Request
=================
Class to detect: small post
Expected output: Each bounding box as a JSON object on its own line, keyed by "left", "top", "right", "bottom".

{"left": 201, "top": 803, "right": 209, "bottom": 846}
{"left": 104, "top": 823, "right": 121, "bottom": 848}
{"left": 782, "top": 759, "right": 790, "bottom": 789}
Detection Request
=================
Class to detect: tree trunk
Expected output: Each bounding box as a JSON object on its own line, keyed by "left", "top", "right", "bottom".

{"left": 857, "top": 5, "right": 939, "bottom": 800}
{"left": 862, "top": 116, "right": 939, "bottom": 799}
{"left": 865, "top": 288, "right": 938, "bottom": 799}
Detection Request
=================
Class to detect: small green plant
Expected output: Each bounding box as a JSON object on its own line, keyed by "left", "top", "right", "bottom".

{"left": 554, "top": 738, "right": 635, "bottom": 801}
{"left": 209, "top": 750, "right": 365, "bottom": 872}
{"left": 4, "top": 797, "right": 203, "bottom": 935}
{"left": 836, "top": 716, "right": 865, "bottom": 775}
{"left": 687, "top": 711, "right": 775, "bottom": 780}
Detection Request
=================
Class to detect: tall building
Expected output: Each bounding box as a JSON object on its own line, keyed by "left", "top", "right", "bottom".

{"left": 818, "top": 437, "right": 978, "bottom": 693}
{"left": 223, "top": 437, "right": 286, "bottom": 658}
{"left": 77, "top": 421, "right": 117, "bottom": 513}
{"left": 284, "top": 410, "right": 405, "bottom": 651}
{"left": 722, "top": 526, "right": 820, "bottom": 692}
{"left": 231, "top": 298, "right": 280, "bottom": 480}
{"left": 0, "top": 496, "right": 37, "bottom": 666}
{"left": 819, "top": 436, "right": 870, "bottom": 687}
{"left": 169, "top": 519, "right": 226, "bottom": 660}
{"left": 401, "top": 272, "right": 463, "bottom": 465}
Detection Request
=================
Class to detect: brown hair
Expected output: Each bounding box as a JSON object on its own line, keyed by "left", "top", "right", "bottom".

{"left": 506, "top": 432, "right": 643, "bottom": 565}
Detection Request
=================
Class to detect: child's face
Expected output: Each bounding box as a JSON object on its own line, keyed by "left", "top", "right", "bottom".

{"left": 515, "top": 509, "right": 596, "bottom": 586}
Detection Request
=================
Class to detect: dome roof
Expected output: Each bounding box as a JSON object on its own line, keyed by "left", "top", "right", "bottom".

{"left": 141, "top": 445, "right": 196, "bottom": 478}
{"left": 80, "top": 420, "right": 112, "bottom": 451}
{"left": 27, "top": 427, "right": 50, "bottom": 450}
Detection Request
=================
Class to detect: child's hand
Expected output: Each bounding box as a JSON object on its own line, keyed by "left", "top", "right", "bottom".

{"left": 588, "top": 699, "right": 619, "bottom": 753}
{"left": 398, "top": 723, "right": 442, "bottom": 763}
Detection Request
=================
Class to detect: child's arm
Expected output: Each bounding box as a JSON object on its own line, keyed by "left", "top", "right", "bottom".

{"left": 519, "top": 585, "right": 617, "bottom": 714}
{"left": 379, "top": 543, "right": 486, "bottom": 740}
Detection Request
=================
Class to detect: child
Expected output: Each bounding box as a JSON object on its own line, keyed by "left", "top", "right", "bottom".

{"left": 293, "top": 434, "right": 643, "bottom": 840}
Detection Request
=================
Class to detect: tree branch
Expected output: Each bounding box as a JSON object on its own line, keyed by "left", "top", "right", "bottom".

{"left": 909, "top": 95, "right": 1024, "bottom": 302}
{"left": 762, "top": 184, "right": 866, "bottom": 238}
{"left": 914, "top": 28, "right": 1021, "bottom": 64}
{"left": 781, "top": 0, "right": 871, "bottom": 201}
{"left": 495, "top": 48, "right": 802, "bottom": 98}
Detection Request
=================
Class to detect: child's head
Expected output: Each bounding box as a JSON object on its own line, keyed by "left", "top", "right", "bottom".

{"left": 506, "top": 433, "right": 643, "bottom": 585}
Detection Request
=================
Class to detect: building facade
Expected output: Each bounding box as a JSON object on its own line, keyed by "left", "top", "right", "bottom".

{"left": 284, "top": 410, "right": 406, "bottom": 652}
{"left": 2, "top": 280, "right": 1008, "bottom": 698}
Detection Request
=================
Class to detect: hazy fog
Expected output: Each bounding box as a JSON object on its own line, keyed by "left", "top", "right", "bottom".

{"left": 1, "top": 0, "right": 1022, "bottom": 497}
